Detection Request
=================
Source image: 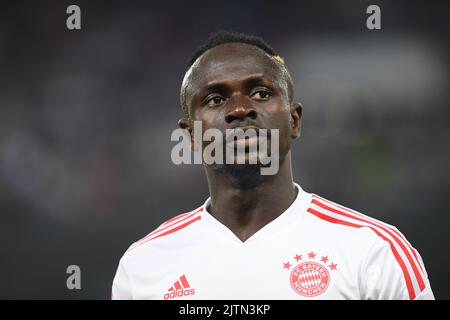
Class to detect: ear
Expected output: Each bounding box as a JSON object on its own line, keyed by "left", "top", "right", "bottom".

{"left": 178, "top": 118, "right": 195, "bottom": 151}
{"left": 290, "top": 102, "right": 303, "bottom": 139}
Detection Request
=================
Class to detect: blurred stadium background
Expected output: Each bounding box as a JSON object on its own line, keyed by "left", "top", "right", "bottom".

{"left": 0, "top": 0, "right": 449, "bottom": 299}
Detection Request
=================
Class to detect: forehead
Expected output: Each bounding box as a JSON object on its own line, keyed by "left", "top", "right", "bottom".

{"left": 187, "top": 43, "right": 283, "bottom": 92}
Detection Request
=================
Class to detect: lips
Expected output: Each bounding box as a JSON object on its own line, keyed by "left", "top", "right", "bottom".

{"left": 225, "top": 126, "right": 260, "bottom": 144}
{"left": 223, "top": 127, "right": 272, "bottom": 152}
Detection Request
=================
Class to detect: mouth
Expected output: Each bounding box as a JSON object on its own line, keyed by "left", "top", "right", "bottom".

{"left": 225, "top": 126, "right": 258, "bottom": 143}
{"left": 224, "top": 126, "right": 271, "bottom": 150}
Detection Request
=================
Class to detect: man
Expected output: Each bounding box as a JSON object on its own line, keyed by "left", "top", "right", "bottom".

{"left": 112, "top": 31, "right": 434, "bottom": 299}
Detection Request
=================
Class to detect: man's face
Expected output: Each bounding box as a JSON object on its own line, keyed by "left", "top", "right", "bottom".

{"left": 181, "top": 43, "right": 301, "bottom": 164}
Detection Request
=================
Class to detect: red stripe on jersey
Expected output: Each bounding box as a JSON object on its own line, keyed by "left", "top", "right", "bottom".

{"left": 307, "top": 207, "right": 417, "bottom": 300}
{"left": 135, "top": 207, "right": 203, "bottom": 245}
{"left": 161, "top": 211, "right": 193, "bottom": 227}
{"left": 311, "top": 197, "right": 426, "bottom": 294}
{"left": 129, "top": 215, "right": 202, "bottom": 251}
{"left": 180, "top": 275, "right": 190, "bottom": 288}
{"left": 312, "top": 194, "right": 424, "bottom": 273}
{"left": 147, "top": 215, "right": 201, "bottom": 241}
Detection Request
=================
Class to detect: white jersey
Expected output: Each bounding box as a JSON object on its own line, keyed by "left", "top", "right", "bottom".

{"left": 112, "top": 183, "right": 434, "bottom": 300}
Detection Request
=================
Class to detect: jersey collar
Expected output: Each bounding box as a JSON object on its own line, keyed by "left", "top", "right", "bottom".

{"left": 201, "top": 182, "right": 311, "bottom": 245}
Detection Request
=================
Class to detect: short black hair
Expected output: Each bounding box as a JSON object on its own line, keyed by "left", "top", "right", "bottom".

{"left": 181, "top": 30, "right": 294, "bottom": 117}
{"left": 188, "top": 30, "right": 278, "bottom": 67}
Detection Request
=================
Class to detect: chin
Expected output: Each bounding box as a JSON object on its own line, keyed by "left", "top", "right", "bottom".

{"left": 208, "top": 162, "right": 273, "bottom": 189}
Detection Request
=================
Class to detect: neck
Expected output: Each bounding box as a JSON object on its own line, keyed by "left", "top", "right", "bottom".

{"left": 204, "top": 153, "right": 297, "bottom": 242}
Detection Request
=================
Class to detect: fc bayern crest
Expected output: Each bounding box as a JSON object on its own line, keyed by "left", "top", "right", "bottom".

{"left": 290, "top": 261, "right": 329, "bottom": 296}
{"left": 282, "top": 251, "right": 337, "bottom": 297}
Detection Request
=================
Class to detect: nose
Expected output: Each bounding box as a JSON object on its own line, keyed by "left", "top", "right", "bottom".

{"left": 224, "top": 97, "right": 257, "bottom": 124}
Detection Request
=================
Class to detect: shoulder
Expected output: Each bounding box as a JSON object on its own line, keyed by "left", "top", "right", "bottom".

{"left": 305, "top": 193, "right": 431, "bottom": 300}
{"left": 305, "top": 193, "right": 423, "bottom": 258}
{"left": 305, "top": 193, "right": 408, "bottom": 244}
{"left": 122, "top": 206, "right": 204, "bottom": 259}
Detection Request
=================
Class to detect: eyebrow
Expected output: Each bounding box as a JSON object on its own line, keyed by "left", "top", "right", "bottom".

{"left": 206, "top": 75, "right": 265, "bottom": 90}
{"left": 196, "top": 75, "right": 272, "bottom": 100}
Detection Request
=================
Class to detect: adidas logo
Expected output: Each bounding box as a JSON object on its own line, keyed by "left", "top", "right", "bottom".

{"left": 163, "top": 274, "right": 196, "bottom": 300}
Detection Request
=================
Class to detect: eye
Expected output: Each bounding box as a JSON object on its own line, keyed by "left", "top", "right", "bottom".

{"left": 205, "top": 95, "right": 225, "bottom": 107}
{"left": 251, "top": 89, "right": 272, "bottom": 101}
